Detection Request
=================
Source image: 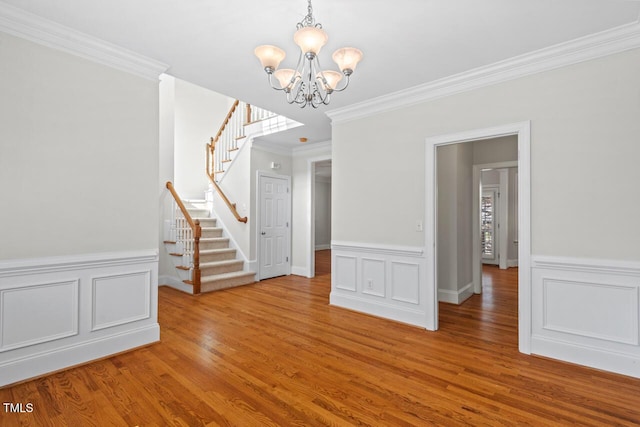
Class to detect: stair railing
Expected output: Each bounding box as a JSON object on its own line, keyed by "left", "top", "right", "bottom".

{"left": 206, "top": 100, "right": 276, "bottom": 223}
{"left": 166, "top": 181, "right": 201, "bottom": 294}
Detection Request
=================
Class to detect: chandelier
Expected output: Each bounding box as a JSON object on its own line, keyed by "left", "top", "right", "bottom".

{"left": 254, "top": 0, "right": 363, "bottom": 108}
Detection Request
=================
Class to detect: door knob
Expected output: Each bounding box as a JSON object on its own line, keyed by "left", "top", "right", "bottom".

{"left": 261, "top": 231, "right": 266, "bottom": 235}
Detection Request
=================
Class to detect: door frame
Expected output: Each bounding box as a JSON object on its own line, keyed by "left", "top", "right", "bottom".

{"left": 425, "top": 121, "right": 531, "bottom": 354}
{"left": 256, "top": 171, "right": 292, "bottom": 281}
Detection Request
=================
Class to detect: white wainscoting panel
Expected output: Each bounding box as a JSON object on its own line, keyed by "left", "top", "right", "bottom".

{"left": 92, "top": 271, "right": 151, "bottom": 331}
{"left": 391, "top": 262, "right": 420, "bottom": 304}
{"left": 362, "top": 257, "right": 385, "bottom": 297}
{"left": 531, "top": 256, "right": 640, "bottom": 378}
{"left": 331, "top": 242, "right": 428, "bottom": 328}
{"left": 1, "top": 280, "right": 79, "bottom": 351}
{"left": 0, "top": 250, "right": 159, "bottom": 386}
{"left": 334, "top": 255, "right": 357, "bottom": 292}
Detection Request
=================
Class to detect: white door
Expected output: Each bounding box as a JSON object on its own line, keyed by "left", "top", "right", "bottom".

{"left": 258, "top": 174, "right": 291, "bottom": 280}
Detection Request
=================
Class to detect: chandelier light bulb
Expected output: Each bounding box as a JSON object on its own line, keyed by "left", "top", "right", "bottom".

{"left": 317, "top": 70, "right": 343, "bottom": 91}
{"left": 293, "top": 26, "right": 328, "bottom": 56}
{"left": 332, "top": 47, "right": 363, "bottom": 75}
{"left": 254, "top": 45, "right": 286, "bottom": 72}
{"left": 274, "top": 69, "right": 300, "bottom": 90}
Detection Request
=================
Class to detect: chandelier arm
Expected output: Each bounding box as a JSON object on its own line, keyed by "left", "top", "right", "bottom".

{"left": 330, "top": 73, "right": 351, "bottom": 92}
{"left": 266, "top": 73, "right": 288, "bottom": 91}
{"left": 312, "top": 55, "right": 330, "bottom": 99}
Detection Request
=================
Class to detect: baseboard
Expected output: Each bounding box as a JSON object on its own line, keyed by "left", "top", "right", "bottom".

{"left": 531, "top": 335, "right": 640, "bottom": 379}
{"left": 0, "top": 324, "right": 159, "bottom": 387}
{"left": 315, "top": 244, "right": 331, "bottom": 251}
{"left": 291, "top": 266, "right": 310, "bottom": 277}
{"left": 508, "top": 259, "right": 519, "bottom": 268}
{"left": 159, "top": 275, "right": 194, "bottom": 294}
{"left": 0, "top": 249, "right": 159, "bottom": 386}
{"left": 245, "top": 260, "right": 257, "bottom": 273}
{"left": 330, "top": 293, "right": 428, "bottom": 329}
{"left": 438, "top": 282, "right": 474, "bottom": 304}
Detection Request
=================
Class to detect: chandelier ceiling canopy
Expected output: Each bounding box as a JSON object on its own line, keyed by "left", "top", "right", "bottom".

{"left": 254, "top": 0, "right": 363, "bottom": 108}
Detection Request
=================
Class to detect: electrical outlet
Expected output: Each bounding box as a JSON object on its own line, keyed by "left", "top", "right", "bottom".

{"left": 416, "top": 220, "right": 423, "bottom": 232}
{"left": 367, "top": 279, "right": 373, "bottom": 289}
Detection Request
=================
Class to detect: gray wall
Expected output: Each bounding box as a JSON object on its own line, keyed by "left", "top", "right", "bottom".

{"left": 332, "top": 47, "right": 640, "bottom": 262}
{"left": 0, "top": 32, "right": 160, "bottom": 260}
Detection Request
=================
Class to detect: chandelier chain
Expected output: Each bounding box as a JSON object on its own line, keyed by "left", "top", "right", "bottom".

{"left": 297, "top": 0, "right": 322, "bottom": 29}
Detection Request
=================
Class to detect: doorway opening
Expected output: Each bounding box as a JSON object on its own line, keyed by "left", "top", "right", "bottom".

{"left": 307, "top": 156, "right": 332, "bottom": 278}
{"left": 425, "top": 121, "right": 531, "bottom": 354}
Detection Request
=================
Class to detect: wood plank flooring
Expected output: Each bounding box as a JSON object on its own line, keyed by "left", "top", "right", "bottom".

{"left": 2, "top": 251, "right": 640, "bottom": 425}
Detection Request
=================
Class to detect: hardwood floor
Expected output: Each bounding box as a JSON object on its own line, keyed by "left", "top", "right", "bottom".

{"left": 2, "top": 251, "right": 640, "bottom": 426}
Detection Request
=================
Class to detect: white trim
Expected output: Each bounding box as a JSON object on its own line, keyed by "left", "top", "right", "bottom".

{"left": 291, "top": 266, "right": 309, "bottom": 277}
{"left": 0, "top": 249, "right": 158, "bottom": 277}
{"left": 332, "top": 241, "right": 424, "bottom": 257}
{"left": 0, "top": 324, "right": 159, "bottom": 387}
{"left": 315, "top": 244, "right": 331, "bottom": 251}
{"left": 0, "top": 2, "right": 168, "bottom": 80}
{"left": 530, "top": 335, "right": 640, "bottom": 379}
{"left": 438, "top": 282, "right": 474, "bottom": 305}
{"left": 532, "top": 255, "right": 640, "bottom": 275}
{"left": 425, "top": 121, "right": 531, "bottom": 350}
{"left": 293, "top": 140, "right": 332, "bottom": 157}
{"left": 326, "top": 20, "right": 640, "bottom": 124}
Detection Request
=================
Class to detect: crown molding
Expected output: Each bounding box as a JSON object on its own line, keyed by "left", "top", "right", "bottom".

{"left": 326, "top": 20, "right": 640, "bottom": 124}
{"left": 292, "top": 140, "right": 332, "bottom": 157}
{"left": 0, "top": 2, "right": 169, "bottom": 80}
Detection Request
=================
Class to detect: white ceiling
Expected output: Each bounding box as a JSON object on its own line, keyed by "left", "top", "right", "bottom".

{"left": 4, "top": 0, "right": 640, "bottom": 147}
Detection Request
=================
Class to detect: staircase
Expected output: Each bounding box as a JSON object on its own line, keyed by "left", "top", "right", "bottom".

{"left": 164, "top": 198, "right": 255, "bottom": 294}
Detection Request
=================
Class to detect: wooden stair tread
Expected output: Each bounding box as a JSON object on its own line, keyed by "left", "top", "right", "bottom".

{"left": 176, "top": 265, "right": 190, "bottom": 271}
{"left": 163, "top": 240, "right": 176, "bottom": 244}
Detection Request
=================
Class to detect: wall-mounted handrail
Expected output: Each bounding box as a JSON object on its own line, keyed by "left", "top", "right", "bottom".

{"left": 166, "top": 181, "right": 202, "bottom": 294}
